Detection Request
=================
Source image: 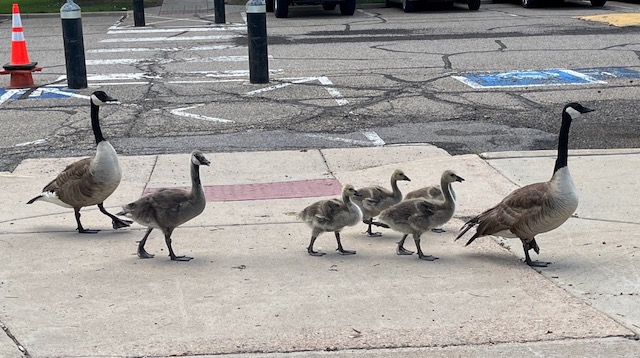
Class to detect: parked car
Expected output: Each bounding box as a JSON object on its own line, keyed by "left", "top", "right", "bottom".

{"left": 266, "top": 0, "right": 357, "bottom": 18}
{"left": 385, "top": 0, "right": 481, "bottom": 12}
{"left": 520, "top": 0, "right": 605, "bottom": 7}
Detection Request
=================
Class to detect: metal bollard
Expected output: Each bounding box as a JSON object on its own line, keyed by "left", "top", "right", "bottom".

{"left": 214, "top": 0, "right": 226, "bottom": 24}
{"left": 60, "top": 0, "right": 87, "bottom": 89}
{"left": 246, "top": 0, "right": 268, "bottom": 84}
{"left": 133, "top": 0, "right": 145, "bottom": 27}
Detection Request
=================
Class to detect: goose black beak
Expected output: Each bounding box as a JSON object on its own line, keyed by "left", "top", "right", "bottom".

{"left": 456, "top": 175, "right": 465, "bottom": 182}
{"left": 582, "top": 107, "right": 595, "bottom": 114}
{"left": 354, "top": 190, "right": 362, "bottom": 197}
{"left": 202, "top": 160, "right": 211, "bottom": 166}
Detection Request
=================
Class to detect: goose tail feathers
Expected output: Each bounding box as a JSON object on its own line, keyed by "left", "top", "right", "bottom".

{"left": 26, "top": 195, "right": 41, "bottom": 204}
{"left": 454, "top": 217, "right": 479, "bottom": 242}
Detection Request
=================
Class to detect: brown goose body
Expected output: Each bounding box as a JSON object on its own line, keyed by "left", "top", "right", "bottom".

{"left": 405, "top": 181, "right": 457, "bottom": 233}
{"left": 379, "top": 170, "right": 464, "bottom": 260}
{"left": 352, "top": 169, "right": 411, "bottom": 236}
{"left": 26, "top": 91, "right": 132, "bottom": 233}
{"left": 455, "top": 103, "right": 594, "bottom": 267}
{"left": 117, "top": 150, "right": 210, "bottom": 261}
{"left": 299, "top": 184, "right": 363, "bottom": 256}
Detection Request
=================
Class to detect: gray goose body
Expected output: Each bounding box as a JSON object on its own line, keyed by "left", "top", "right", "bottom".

{"left": 299, "top": 184, "right": 363, "bottom": 256}
{"left": 352, "top": 169, "right": 411, "bottom": 236}
{"left": 26, "top": 91, "right": 132, "bottom": 233}
{"left": 379, "top": 170, "right": 464, "bottom": 260}
{"left": 455, "top": 103, "right": 594, "bottom": 267}
{"left": 117, "top": 150, "right": 210, "bottom": 261}
{"left": 405, "top": 181, "right": 457, "bottom": 233}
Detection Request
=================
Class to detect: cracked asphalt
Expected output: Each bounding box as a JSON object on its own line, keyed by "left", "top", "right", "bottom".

{"left": 0, "top": 1, "right": 639, "bottom": 172}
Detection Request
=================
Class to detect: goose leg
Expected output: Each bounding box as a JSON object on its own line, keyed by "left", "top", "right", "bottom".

{"left": 307, "top": 236, "right": 325, "bottom": 256}
{"left": 137, "top": 228, "right": 155, "bottom": 259}
{"left": 396, "top": 234, "right": 414, "bottom": 255}
{"left": 414, "top": 234, "right": 438, "bottom": 261}
{"left": 98, "top": 203, "right": 133, "bottom": 229}
{"left": 164, "top": 229, "right": 193, "bottom": 261}
{"left": 522, "top": 240, "right": 550, "bottom": 267}
{"left": 335, "top": 232, "right": 356, "bottom": 255}
{"left": 364, "top": 219, "right": 382, "bottom": 237}
{"left": 75, "top": 208, "right": 99, "bottom": 234}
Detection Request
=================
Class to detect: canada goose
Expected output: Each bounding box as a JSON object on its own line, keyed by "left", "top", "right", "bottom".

{"left": 299, "top": 184, "right": 363, "bottom": 256}
{"left": 26, "top": 91, "right": 132, "bottom": 233}
{"left": 405, "top": 181, "right": 457, "bottom": 233}
{"left": 352, "top": 169, "right": 411, "bottom": 237}
{"left": 116, "top": 150, "right": 210, "bottom": 261}
{"left": 379, "top": 170, "right": 464, "bottom": 260}
{"left": 455, "top": 103, "right": 594, "bottom": 267}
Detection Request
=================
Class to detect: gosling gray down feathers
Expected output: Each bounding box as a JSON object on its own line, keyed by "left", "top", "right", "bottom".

{"left": 379, "top": 170, "right": 464, "bottom": 261}
{"left": 352, "top": 169, "right": 411, "bottom": 237}
{"left": 298, "top": 184, "right": 363, "bottom": 256}
{"left": 26, "top": 91, "right": 132, "bottom": 233}
{"left": 455, "top": 103, "right": 594, "bottom": 267}
{"left": 116, "top": 150, "right": 210, "bottom": 261}
{"left": 404, "top": 179, "right": 458, "bottom": 233}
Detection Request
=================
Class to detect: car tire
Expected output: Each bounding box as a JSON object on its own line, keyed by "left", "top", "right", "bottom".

{"left": 274, "top": 0, "right": 289, "bottom": 18}
{"left": 402, "top": 0, "right": 416, "bottom": 12}
{"left": 590, "top": 0, "right": 606, "bottom": 6}
{"left": 468, "top": 0, "right": 480, "bottom": 10}
{"left": 323, "top": 3, "right": 337, "bottom": 10}
{"left": 266, "top": 0, "right": 274, "bottom": 12}
{"left": 340, "top": 0, "right": 356, "bottom": 15}
{"left": 521, "top": 0, "right": 537, "bottom": 8}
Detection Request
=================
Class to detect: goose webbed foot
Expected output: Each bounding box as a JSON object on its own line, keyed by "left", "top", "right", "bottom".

{"left": 523, "top": 240, "right": 548, "bottom": 267}
{"left": 371, "top": 221, "right": 390, "bottom": 229}
{"left": 78, "top": 227, "right": 100, "bottom": 234}
{"left": 307, "top": 236, "right": 325, "bottom": 256}
{"left": 335, "top": 232, "right": 356, "bottom": 255}
{"left": 418, "top": 254, "right": 439, "bottom": 261}
{"left": 170, "top": 255, "right": 194, "bottom": 262}
{"left": 138, "top": 248, "right": 155, "bottom": 259}
{"left": 526, "top": 260, "right": 551, "bottom": 267}
{"left": 431, "top": 227, "right": 446, "bottom": 233}
{"left": 364, "top": 221, "right": 382, "bottom": 237}
{"left": 396, "top": 235, "right": 414, "bottom": 255}
{"left": 112, "top": 218, "right": 133, "bottom": 230}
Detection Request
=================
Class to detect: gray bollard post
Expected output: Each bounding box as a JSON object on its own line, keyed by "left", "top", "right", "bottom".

{"left": 246, "top": 0, "right": 269, "bottom": 84}
{"left": 214, "top": 0, "right": 226, "bottom": 24}
{"left": 60, "top": 0, "right": 87, "bottom": 89}
{"left": 133, "top": 0, "right": 145, "bottom": 27}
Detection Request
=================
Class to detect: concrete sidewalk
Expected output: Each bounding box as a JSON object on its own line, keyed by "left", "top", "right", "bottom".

{"left": 1, "top": 145, "right": 639, "bottom": 357}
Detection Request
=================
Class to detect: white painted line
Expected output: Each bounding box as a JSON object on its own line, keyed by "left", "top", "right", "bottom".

{"left": 363, "top": 131, "right": 385, "bottom": 146}
{"left": 0, "top": 89, "right": 23, "bottom": 105}
{"left": 183, "top": 69, "right": 284, "bottom": 78}
{"left": 85, "top": 56, "right": 270, "bottom": 66}
{"left": 167, "top": 79, "right": 246, "bottom": 84}
{"left": 171, "top": 104, "right": 234, "bottom": 123}
{"left": 40, "top": 88, "right": 90, "bottom": 99}
{"left": 317, "top": 76, "right": 349, "bottom": 106}
{"left": 107, "top": 26, "right": 245, "bottom": 34}
{"left": 245, "top": 77, "right": 317, "bottom": 96}
{"left": 100, "top": 35, "right": 240, "bottom": 43}
{"left": 88, "top": 45, "right": 241, "bottom": 53}
{"left": 15, "top": 139, "right": 47, "bottom": 147}
{"left": 89, "top": 82, "right": 150, "bottom": 86}
{"left": 561, "top": 69, "right": 607, "bottom": 84}
{"left": 303, "top": 133, "right": 371, "bottom": 146}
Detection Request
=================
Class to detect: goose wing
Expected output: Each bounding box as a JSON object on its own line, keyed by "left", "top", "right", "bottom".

{"left": 312, "top": 199, "right": 345, "bottom": 226}
{"left": 47, "top": 158, "right": 100, "bottom": 206}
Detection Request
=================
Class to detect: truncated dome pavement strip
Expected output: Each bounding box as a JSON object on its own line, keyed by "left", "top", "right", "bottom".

{"left": 143, "top": 178, "right": 343, "bottom": 201}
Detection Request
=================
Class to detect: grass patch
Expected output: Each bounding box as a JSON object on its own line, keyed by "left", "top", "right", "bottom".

{"left": 1, "top": 0, "right": 164, "bottom": 14}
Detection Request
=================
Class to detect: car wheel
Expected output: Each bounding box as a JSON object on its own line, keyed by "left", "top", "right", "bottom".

{"left": 340, "top": 0, "right": 356, "bottom": 15}
{"left": 402, "top": 0, "right": 416, "bottom": 12}
{"left": 521, "top": 0, "right": 537, "bottom": 8}
{"left": 274, "top": 0, "right": 289, "bottom": 18}
{"left": 266, "top": 0, "right": 274, "bottom": 12}
{"left": 468, "top": 0, "right": 480, "bottom": 10}
{"left": 323, "top": 3, "right": 337, "bottom": 10}
{"left": 590, "top": 0, "right": 606, "bottom": 6}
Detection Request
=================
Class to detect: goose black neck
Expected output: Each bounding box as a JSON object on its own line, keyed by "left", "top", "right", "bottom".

{"left": 91, "top": 103, "right": 106, "bottom": 145}
{"left": 190, "top": 162, "right": 202, "bottom": 187}
{"left": 553, "top": 111, "right": 572, "bottom": 173}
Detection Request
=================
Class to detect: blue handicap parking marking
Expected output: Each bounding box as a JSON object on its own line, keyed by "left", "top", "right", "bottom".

{"left": 0, "top": 86, "right": 78, "bottom": 105}
{"left": 575, "top": 67, "right": 640, "bottom": 81}
{"left": 453, "top": 69, "right": 605, "bottom": 89}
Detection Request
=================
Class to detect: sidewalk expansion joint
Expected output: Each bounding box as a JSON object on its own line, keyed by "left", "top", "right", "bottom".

{"left": 0, "top": 321, "right": 30, "bottom": 358}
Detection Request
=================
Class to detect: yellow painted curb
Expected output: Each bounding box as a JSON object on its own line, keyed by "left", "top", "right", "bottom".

{"left": 578, "top": 13, "right": 640, "bottom": 27}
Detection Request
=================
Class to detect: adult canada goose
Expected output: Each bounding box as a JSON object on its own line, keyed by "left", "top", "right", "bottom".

{"left": 299, "top": 184, "right": 362, "bottom": 256}
{"left": 455, "top": 103, "right": 594, "bottom": 267}
{"left": 26, "top": 91, "right": 132, "bottom": 233}
{"left": 405, "top": 181, "right": 457, "bottom": 233}
{"left": 116, "top": 150, "right": 210, "bottom": 261}
{"left": 352, "top": 169, "right": 411, "bottom": 237}
{"left": 379, "top": 170, "right": 464, "bottom": 260}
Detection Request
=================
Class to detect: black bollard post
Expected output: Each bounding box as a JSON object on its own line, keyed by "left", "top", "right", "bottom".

{"left": 133, "top": 0, "right": 145, "bottom": 27}
{"left": 60, "top": 0, "right": 87, "bottom": 89}
{"left": 214, "top": 0, "right": 226, "bottom": 24}
{"left": 246, "top": 0, "right": 268, "bottom": 84}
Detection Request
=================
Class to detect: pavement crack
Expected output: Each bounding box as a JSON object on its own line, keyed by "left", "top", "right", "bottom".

{"left": 1, "top": 320, "right": 31, "bottom": 357}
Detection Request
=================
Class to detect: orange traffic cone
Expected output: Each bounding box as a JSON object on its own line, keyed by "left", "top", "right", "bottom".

{"left": 1, "top": 3, "right": 42, "bottom": 88}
